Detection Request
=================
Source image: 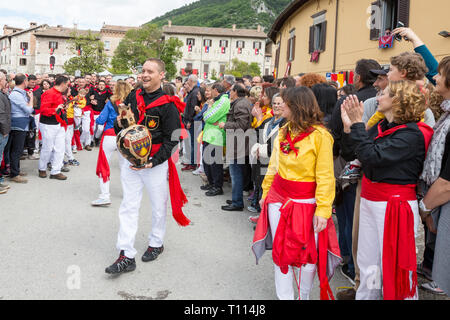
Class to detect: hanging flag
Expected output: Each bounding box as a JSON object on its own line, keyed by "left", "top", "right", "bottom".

{"left": 50, "top": 63, "right": 54, "bottom": 70}
{"left": 203, "top": 72, "right": 207, "bottom": 79}
{"left": 255, "top": 48, "right": 259, "bottom": 55}
{"left": 188, "top": 45, "right": 192, "bottom": 52}
{"left": 205, "top": 46, "right": 209, "bottom": 53}
{"left": 22, "top": 48, "right": 26, "bottom": 55}
{"left": 238, "top": 48, "right": 242, "bottom": 54}
{"left": 77, "top": 49, "right": 81, "bottom": 56}
{"left": 50, "top": 48, "right": 54, "bottom": 55}
{"left": 221, "top": 47, "right": 226, "bottom": 54}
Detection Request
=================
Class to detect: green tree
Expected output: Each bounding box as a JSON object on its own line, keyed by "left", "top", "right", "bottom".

{"left": 225, "top": 58, "right": 261, "bottom": 78}
{"left": 159, "top": 37, "right": 183, "bottom": 80}
{"left": 63, "top": 31, "right": 108, "bottom": 75}
{"left": 210, "top": 69, "right": 218, "bottom": 80}
{"left": 111, "top": 24, "right": 183, "bottom": 80}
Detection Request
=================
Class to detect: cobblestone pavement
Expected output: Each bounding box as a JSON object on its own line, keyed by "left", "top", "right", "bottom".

{"left": 0, "top": 148, "right": 447, "bottom": 300}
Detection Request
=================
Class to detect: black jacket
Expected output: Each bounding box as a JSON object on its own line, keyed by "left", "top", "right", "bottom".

{"left": 330, "top": 85, "right": 377, "bottom": 160}
{"left": 89, "top": 87, "right": 111, "bottom": 113}
{"left": 114, "top": 88, "right": 181, "bottom": 168}
{"left": 349, "top": 121, "right": 426, "bottom": 185}
{"left": 0, "top": 91, "right": 11, "bottom": 135}
{"left": 183, "top": 86, "right": 200, "bottom": 124}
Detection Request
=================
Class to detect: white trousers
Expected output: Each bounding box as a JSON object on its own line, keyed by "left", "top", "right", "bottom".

{"left": 65, "top": 124, "right": 74, "bottom": 161}
{"left": 93, "top": 115, "right": 104, "bottom": 140}
{"left": 38, "top": 123, "right": 65, "bottom": 175}
{"left": 34, "top": 114, "right": 40, "bottom": 150}
{"left": 80, "top": 111, "right": 91, "bottom": 147}
{"left": 98, "top": 135, "right": 118, "bottom": 201}
{"left": 356, "top": 198, "right": 420, "bottom": 300}
{"left": 116, "top": 158, "right": 169, "bottom": 259}
{"left": 268, "top": 199, "right": 318, "bottom": 300}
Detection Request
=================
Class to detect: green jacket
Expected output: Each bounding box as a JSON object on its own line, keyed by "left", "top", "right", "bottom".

{"left": 202, "top": 94, "right": 230, "bottom": 146}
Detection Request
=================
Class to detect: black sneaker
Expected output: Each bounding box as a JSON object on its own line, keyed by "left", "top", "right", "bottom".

{"left": 341, "top": 264, "right": 356, "bottom": 286}
{"left": 205, "top": 187, "right": 224, "bottom": 197}
{"left": 142, "top": 246, "right": 164, "bottom": 262}
{"left": 200, "top": 184, "right": 213, "bottom": 191}
{"left": 105, "top": 251, "right": 136, "bottom": 274}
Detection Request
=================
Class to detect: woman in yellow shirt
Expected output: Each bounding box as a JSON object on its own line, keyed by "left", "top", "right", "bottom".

{"left": 252, "top": 86, "right": 341, "bottom": 300}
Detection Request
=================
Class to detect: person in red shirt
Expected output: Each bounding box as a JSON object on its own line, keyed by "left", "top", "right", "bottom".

{"left": 38, "top": 75, "right": 70, "bottom": 180}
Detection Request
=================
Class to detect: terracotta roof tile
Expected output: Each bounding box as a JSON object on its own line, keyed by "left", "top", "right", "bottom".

{"left": 162, "top": 25, "right": 266, "bottom": 39}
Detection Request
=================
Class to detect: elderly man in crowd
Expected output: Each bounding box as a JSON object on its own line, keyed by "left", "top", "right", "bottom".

{"left": 0, "top": 72, "right": 11, "bottom": 192}
{"left": 182, "top": 74, "right": 200, "bottom": 171}
{"left": 6, "top": 74, "right": 34, "bottom": 184}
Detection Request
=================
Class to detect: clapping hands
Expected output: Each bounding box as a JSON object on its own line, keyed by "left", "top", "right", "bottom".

{"left": 341, "top": 95, "right": 364, "bottom": 133}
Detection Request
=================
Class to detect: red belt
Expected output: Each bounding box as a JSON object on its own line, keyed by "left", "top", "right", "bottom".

{"left": 361, "top": 175, "right": 417, "bottom": 202}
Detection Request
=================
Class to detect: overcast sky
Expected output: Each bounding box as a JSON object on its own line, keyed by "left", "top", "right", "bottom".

{"left": 0, "top": 0, "right": 197, "bottom": 32}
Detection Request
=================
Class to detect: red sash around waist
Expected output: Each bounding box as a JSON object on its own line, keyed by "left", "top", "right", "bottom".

{"left": 253, "top": 174, "right": 339, "bottom": 300}
{"left": 96, "top": 128, "right": 116, "bottom": 183}
{"left": 269, "top": 174, "right": 317, "bottom": 203}
{"left": 361, "top": 176, "right": 417, "bottom": 202}
{"left": 361, "top": 175, "right": 418, "bottom": 300}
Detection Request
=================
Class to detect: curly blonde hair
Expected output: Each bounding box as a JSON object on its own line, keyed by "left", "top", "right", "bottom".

{"left": 298, "top": 73, "right": 327, "bottom": 88}
{"left": 389, "top": 80, "right": 427, "bottom": 124}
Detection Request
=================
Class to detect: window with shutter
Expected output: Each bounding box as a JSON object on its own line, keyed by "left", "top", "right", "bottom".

{"left": 370, "top": 1, "right": 382, "bottom": 40}
{"left": 203, "top": 39, "right": 212, "bottom": 47}
{"left": 274, "top": 40, "right": 281, "bottom": 71}
{"left": 287, "top": 29, "right": 296, "bottom": 62}
{"left": 308, "top": 26, "right": 315, "bottom": 54}
{"left": 397, "top": 0, "right": 410, "bottom": 27}
{"left": 308, "top": 12, "right": 327, "bottom": 53}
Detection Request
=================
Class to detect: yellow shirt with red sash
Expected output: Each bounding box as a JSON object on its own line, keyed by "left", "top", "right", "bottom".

{"left": 252, "top": 124, "right": 342, "bottom": 300}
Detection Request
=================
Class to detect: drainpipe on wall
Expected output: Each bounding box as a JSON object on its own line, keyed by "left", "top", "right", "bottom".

{"left": 332, "top": 0, "right": 339, "bottom": 73}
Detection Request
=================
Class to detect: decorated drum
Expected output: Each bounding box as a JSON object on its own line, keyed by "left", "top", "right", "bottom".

{"left": 116, "top": 124, "right": 153, "bottom": 168}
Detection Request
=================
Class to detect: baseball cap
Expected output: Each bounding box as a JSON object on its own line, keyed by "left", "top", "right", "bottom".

{"left": 370, "top": 66, "right": 389, "bottom": 76}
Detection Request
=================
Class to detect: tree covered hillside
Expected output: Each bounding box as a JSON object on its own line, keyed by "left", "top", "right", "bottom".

{"left": 147, "top": 0, "right": 292, "bottom": 32}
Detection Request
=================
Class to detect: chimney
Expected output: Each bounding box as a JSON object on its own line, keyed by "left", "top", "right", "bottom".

{"left": 30, "top": 22, "right": 37, "bottom": 28}
{"left": 257, "top": 24, "right": 261, "bottom": 32}
{"left": 3, "top": 25, "right": 9, "bottom": 35}
{"left": 168, "top": 20, "right": 172, "bottom": 27}
{"left": 232, "top": 24, "right": 236, "bottom": 31}
{"left": 74, "top": 23, "right": 78, "bottom": 30}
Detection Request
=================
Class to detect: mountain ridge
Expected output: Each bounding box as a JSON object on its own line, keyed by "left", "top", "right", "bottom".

{"left": 147, "top": 0, "right": 292, "bottom": 33}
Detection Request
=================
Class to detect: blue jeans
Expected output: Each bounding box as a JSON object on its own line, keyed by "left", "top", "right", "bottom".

{"left": 335, "top": 182, "right": 357, "bottom": 275}
{"left": 0, "top": 134, "right": 9, "bottom": 182}
{"left": 229, "top": 159, "right": 244, "bottom": 208}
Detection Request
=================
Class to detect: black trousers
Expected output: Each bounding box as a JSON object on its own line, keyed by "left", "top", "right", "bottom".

{"left": 5, "top": 130, "right": 27, "bottom": 178}
{"left": 203, "top": 142, "right": 223, "bottom": 189}
{"left": 25, "top": 129, "right": 36, "bottom": 155}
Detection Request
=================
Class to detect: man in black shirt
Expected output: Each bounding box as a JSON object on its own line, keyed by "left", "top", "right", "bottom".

{"left": 89, "top": 80, "right": 111, "bottom": 146}
{"left": 105, "top": 58, "right": 186, "bottom": 275}
{"left": 182, "top": 74, "right": 200, "bottom": 171}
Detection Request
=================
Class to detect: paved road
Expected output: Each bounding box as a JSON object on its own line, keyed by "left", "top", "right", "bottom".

{"left": 0, "top": 148, "right": 448, "bottom": 300}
